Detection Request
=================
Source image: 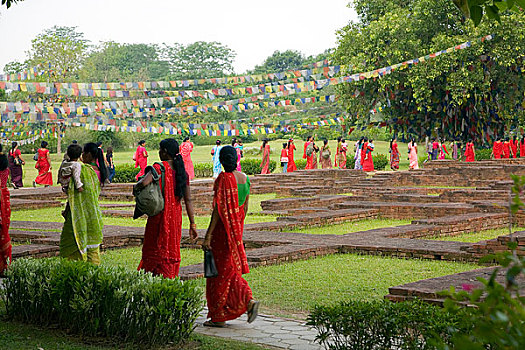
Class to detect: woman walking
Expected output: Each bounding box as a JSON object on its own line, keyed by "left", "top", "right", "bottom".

{"left": 134, "top": 140, "right": 148, "bottom": 181}
{"left": 0, "top": 146, "right": 11, "bottom": 275}
{"left": 287, "top": 138, "right": 297, "bottom": 172}
{"left": 451, "top": 140, "right": 458, "bottom": 160}
{"left": 136, "top": 139, "right": 198, "bottom": 278}
{"left": 304, "top": 136, "right": 315, "bottom": 170}
{"left": 335, "top": 137, "right": 342, "bottom": 168}
{"left": 390, "top": 138, "right": 400, "bottom": 170}
{"left": 339, "top": 139, "right": 348, "bottom": 169}
{"left": 361, "top": 139, "right": 375, "bottom": 172}
{"left": 319, "top": 139, "right": 332, "bottom": 169}
{"left": 260, "top": 139, "right": 271, "bottom": 174}
{"left": 34, "top": 141, "right": 52, "bottom": 187}
{"left": 439, "top": 139, "right": 449, "bottom": 160}
{"left": 408, "top": 139, "right": 419, "bottom": 170}
{"left": 511, "top": 136, "right": 518, "bottom": 158}
{"left": 8, "top": 141, "right": 24, "bottom": 189}
{"left": 211, "top": 140, "right": 223, "bottom": 179}
{"left": 180, "top": 137, "right": 195, "bottom": 180}
{"left": 465, "top": 140, "right": 476, "bottom": 162}
{"left": 354, "top": 138, "right": 363, "bottom": 170}
{"left": 106, "top": 147, "right": 115, "bottom": 183}
{"left": 280, "top": 143, "right": 289, "bottom": 173}
{"left": 520, "top": 136, "right": 525, "bottom": 158}
{"left": 59, "top": 143, "right": 106, "bottom": 264}
{"left": 202, "top": 146, "right": 259, "bottom": 327}
{"left": 233, "top": 138, "right": 243, "bottom": 171}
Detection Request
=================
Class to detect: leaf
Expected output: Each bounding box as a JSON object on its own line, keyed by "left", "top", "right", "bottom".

{"left": 516, "top": 0, "right": 525, "bottom": 9}
{"left": 470, "top": 5, "right": 483, "bottom": 26}
{"left": 486, "top": 5, "right": 502, "bottom": 22}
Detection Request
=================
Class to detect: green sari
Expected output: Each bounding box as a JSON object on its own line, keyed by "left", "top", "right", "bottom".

{"left": 59, "top": 163, "right": 104, "bottom": 264}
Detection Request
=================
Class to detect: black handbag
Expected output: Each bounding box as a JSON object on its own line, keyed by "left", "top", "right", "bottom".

{"left": 204, "top": 249, "right": 218, "bottom": 278}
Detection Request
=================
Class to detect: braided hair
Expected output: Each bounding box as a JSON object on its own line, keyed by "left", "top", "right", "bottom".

{"left": 160, "top": 138, "right": 187, "bottom": 199}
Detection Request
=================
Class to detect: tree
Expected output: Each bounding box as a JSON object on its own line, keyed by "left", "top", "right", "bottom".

{"left": 1, "top": 0, "right": 22, "bottom": 8}
{"left": 453, "top": 0, "right": 525, "bottom": 25}
{"left": 334, "top": 0, "right": 525, "bottom": 143}
{"left": 163, "top": 41, "right": 236, "bottom": 80}
{"left": 80, "top": 42, "right": 170, "bottom": 82}
{"left": 3, "top": 60, "right": 26, "bottom": 74}
{"left": 251, "top": 50, "right": 305, "bottom": 74}
{"left": 26, "top": 26, "right": 90, "bottom": 81}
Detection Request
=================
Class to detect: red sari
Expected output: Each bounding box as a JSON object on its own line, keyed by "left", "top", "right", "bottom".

{"left": 511, "top": 140, "right": 518, "bottom": 158}
{"left": 339, "top": 143, "right": 347, "bottom": 169}
{"left": 135, "top": 146, "right": 148, "bottom": 180}
{"left": 35, "top": 148, "right": 52, "bottom": 185}
{"left": 138, "top": 162, "right": 182, "bottom": 278}
{"left": 260, "top": 144, "right": 270, "bottom": 174}
{"left": 361, "top": 143, "right": 375, "bottom": 172}
{"left": 206, "top": 173, "right": 252, "bottom": 323}
{"left": 0, "top": 169, "right": 11, "bottom": 273}
{"left": 503, "top": 142, "right": 510, "bottom": 159}
{"left": 304, "top": 142, "right": 315, "bottom": 169}
{"left": 520, "top": 141, "right": 525, "bottom": 158}
{"left": 180, "top": 141, "right": 195, "bottom": 180}
{"left": 287, "top": 144, "right": 297, "bottom": 172}
{"left": 493, "top": 141, "right": 502, "bottom": 159}
{"left": 465, "top": 142, "right": 475, "bottom": 162}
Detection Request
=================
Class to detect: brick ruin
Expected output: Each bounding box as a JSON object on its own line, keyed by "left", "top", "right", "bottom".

{"left": 7, "top": 158, "right": 525, "bottom": 304}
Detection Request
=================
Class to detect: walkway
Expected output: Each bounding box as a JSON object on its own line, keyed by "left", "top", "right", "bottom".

{"left": 195, "top": 308, "right": 322, "bottom": 350}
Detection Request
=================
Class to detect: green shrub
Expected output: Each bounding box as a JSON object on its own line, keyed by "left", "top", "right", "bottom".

{"left": 194, "top": 163, "right": 213, "bottom": 178}
{"left": 113, "top": 163, "right": 139, "bottom": 183}
{"left": 307, "top": 299, "right": 473, "bottom": 350}
{"left": 241, "top": 158, "right": 277, "bottom": 175}
{"left": 373, "top": 154, "right": 389, "bottom": 170}
{"left": 295, "top": 159, "right": 307, "bottom": 170}
{"left": 1, "top": 258, "right": 203, "bottom": 345}
{"left": 345, "top": 155, "right": 356, "bottom": 169}
{"left": 475, "top": 148, "right": 492, "bottom": 161}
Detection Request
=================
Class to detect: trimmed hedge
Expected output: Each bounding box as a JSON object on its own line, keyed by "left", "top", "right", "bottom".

{"left": 113, "top": 163, "right": 139, "bottom": 183}
{"left": 475, "top": 148, "right": 492, "bottom": 161}
{"left": 1, "top": 258, "right": 203, "bottom": 345}
{"left": 373, "top": 153, "right": 389, "bottom": 170}
{"left": 241, "top": 158, "right": 277, "bottom": 175}
{"left": 307, "top": 299, "right": 473, "bottom": 350}
{"left": 194, "top": 163, "right": 213, "bottom": 178}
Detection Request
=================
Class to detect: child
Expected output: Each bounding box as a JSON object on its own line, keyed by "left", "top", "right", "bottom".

{"left": 280, "top": 143, "right": 289, "bottom": 173}
{"left": 58, "top": 144, "right": 84, "bottom": 193}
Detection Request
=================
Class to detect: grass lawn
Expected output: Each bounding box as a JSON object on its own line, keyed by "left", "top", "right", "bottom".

{"left": 100, "top": 247, "right": 203, "bottom": 271}
{"left": 288, "top": 218, "right": 412, "bottom": 235}
{"left": 17, "top": 140, "right": 410, "bottom": 187}
{"left": 0, "top": 319, "right": 268, "bottom": 350}
{"left": 425, "top": 227, "right": 524, "bottom": 243}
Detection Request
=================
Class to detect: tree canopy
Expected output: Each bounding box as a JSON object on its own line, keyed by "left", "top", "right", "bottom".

{"left": 334, "top": 0, "right": 525, "bottom": 143}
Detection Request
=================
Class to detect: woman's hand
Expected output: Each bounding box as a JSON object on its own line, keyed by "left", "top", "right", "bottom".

{"left": 201, "top": 236, "right": 212, "bottom": 251}
{"left": 189, "top": 223, "right": 198, "bottom": 243}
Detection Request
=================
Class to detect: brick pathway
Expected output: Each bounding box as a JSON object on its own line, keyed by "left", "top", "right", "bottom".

{"left": 195, "top": 308, "right": 321, "bottom": 350}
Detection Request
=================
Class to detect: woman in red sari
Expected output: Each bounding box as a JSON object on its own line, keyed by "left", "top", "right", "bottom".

{"left": 0, "top": 146, "right": 11, "bottom": 276}
{"left": 503, "top": 138, "right": 511, "bottom": 159}
{"left": 180, "top": 137, "right": 195, "bottom": 180}
{"left": 260, "top": 139, "right": 271, "bottom": 174}
{"left": 304, "top": 136, "right": 315, "bottom": 170}
{"left": 202, "top": 146, "right": 259, "bottom": 327}
{"left": 134, "top": 140, "right": 149, "bottom": 181}
{"left": 34, "top": 141, "right": 52, "bottom": 187}
{"left": 287, "top": 138, "right": 297, "bottom": 172}
{"left": 464, "top": 141, "right": 476, "bottom": 162}
{"left": 511, "top": 136, "right": 518, "bottom": 158}
{"left": 390, "top": 138, "right": 400, "bottom": 170}
{"left": 361, "top": 139, "right": 375, "bottom": 172}
{"left": 334, "top": 137, "right": 341, "bottom": 168}
{"left": 520, "top": 136, "right": 525, "bottom": 158}
{"left": 136, "top": 139, "right": 198, "bottom": 278}
{"left": 339, "top": 139, "right": 348, "bottom": 169}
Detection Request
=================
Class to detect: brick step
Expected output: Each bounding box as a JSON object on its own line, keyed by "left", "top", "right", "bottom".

{"left": 11, "top": 198, "right": 63, "bottom": 210}
{"left": 100, "top": 192, "right": 134, "bottom": 201}
{"left": 11, "top": 221, "right": 63, "bottom": 230}
{"left": 10, "top": 230, "right": 59, "bottom": 242}
{"left": 102, "top": 210, "right": 134, "bottom": 218}
{"left": 412, "top": 212, "right": 507, "bottom": 226}
{"left": 12, "top": 244, "right": 59, "bottom": 258}
{"left": 261, "top": 195, "right": 349, "bottom": 211}
{"left": 100, "top": 203, "right": 134, "bottom": 209}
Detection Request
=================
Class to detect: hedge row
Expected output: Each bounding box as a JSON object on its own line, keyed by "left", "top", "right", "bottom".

{"left": 1, "top": 258, "right": 203, "bottom": 345}
{"left": 307, "top": 299, "right": 473, "bottom": 350}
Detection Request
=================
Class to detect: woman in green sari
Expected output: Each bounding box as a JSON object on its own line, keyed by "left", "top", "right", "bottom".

{"left": 59, "top": 143, "right": 106, "bottom": 264}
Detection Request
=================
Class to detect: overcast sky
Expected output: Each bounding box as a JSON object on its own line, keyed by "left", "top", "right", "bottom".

{"left": 0, "top": 0, "right": 357, "bottom": 74}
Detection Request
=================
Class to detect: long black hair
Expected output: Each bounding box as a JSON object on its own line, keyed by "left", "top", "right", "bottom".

{"left": 84, "top": 142, "right": 109, "bottom": 184}
{"left": 219, "top": 146, "right": 238, "bottom": 172}
{"left": 11, "top": 141, "right": 17, "bottom": 153}
{"left": 41, "top": 140, "right": 48, "bottom": 149}
{"left": 262, "top": 139, "right": 269, "bottom": 148}
{"left": 0, "top": 145, "right": 8, "bottom": 171}
{"left": 160, "top": 138, "right": 187, "bottom": 199}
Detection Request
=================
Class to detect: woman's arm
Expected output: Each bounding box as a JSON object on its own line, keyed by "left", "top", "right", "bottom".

{"left": 183, "top": 184, "right": 198, "bottom": 241}
{"left": 202, "top": 204, "right": 220, "bottom": 250}
{"left": 243, "top": 194, "right": 250, "bottom": 218}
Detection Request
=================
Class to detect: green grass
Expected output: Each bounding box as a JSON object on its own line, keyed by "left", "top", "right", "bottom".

{"left": 17, "top": 140, "right": 409, "bottom": 187}
{"left": 243, "top": 254, "right": 481, "bottom": 317}
{"left": 425, "top": 227, "right": 525, "bottom": 243}
{"left": 288, "top": 218, "right": 412, "bottom": 235}
{"left": 0, "top": 319, "right": 268, "bottom": 349}
{"left": 100, "top": 247, "right": 203, "bottom": 271}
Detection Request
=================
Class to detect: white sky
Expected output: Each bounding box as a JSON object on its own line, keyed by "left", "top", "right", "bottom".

{"left": 0, "top": 0, "right": 357, "bottom": 74}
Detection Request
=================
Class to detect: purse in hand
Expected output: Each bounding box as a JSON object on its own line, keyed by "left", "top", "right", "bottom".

{"left": 204, "top": 249, "right": 218, "bottom": 278}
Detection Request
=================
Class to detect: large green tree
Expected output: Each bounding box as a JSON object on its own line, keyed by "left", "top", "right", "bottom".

{"left": 26, "top": 26, "right": 90, "bottom": 81}
{"left": 251, "top": 50, "right": 305, "bottom": 74}
{"left": 163, "top": 41, "right": 236, "bottom": 80}
{"left": 79, "top": 42, "right": 170, "bottom": 82}
{"left": 334, "top": 0, "right": 525, "bottom": 143}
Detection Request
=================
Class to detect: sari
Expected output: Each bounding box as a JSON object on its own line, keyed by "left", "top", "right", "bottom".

{"left": 304, "top": 141, "right": 315, "bottom": 170}
{"left": 339, "top": 143, "right": 347, "bottom": 169}
{"left": 8, "top": 149, "right": 23, "bottom": 188}
{"left": 206, "top": 172, "right": 252, "bottom": 323}
{"left": 493, "top": 141, "right": 502, "bottom": 159}
{"left": 334, "top": 143, "right": 340, "bottom": 168}
{"left": 0, "top": 169, "right": 11, "bottom": 273}
{"left": 408, "top": 142, "right": 419, "bottom": 169}
{"left": 465, "top": 142, "right": 475, "bottom": 162}
{"left": 59, "top": 163, "right": 103, "bottom": 264}
{"left": 287, "top": 144, "right": 297, "bottom": 172}
{"left": 503, "top": 142, "right": 510, "bottom": 159}
{"left": 35, "top": 148, "right": 52, "bottom": 185}
{"left": 520, "top": 141, "right": 525, "bottom": 158}
{"left": 354, "top": 143, "right": 362, "bottom": 170}
{"left": 180, "top": 141, "right": 195, "bottom": 180}
{"left": 511, "top": 140, "right": 518, "bottom": 158}
{"left": 212, "top": 145, "right": 223, "bottom": 178}
{"left": 260, "top": 144, "right": 271, "bottom": 174}
{"left": 234, "top": 144, "right": 243, "bottom": 171}
{"left": 438, "top": 144, "right": 449, "bottom": 160}
{"left": 134, "top": 146, "right": 148, "bottom": 180}
{"left": 138, "top": 162, "right": 183, "bottom": 278}
{"left": 390, "top": 142, "right": 400, "bottom": 170}
{"left": 319, "top": 145, "right": 332, "bottom": 169}
{"left": 451, "top": 143, "right": 458, "bottom": 160}
{"left": 362, "top": 142, "right": 375, "bottom": 172}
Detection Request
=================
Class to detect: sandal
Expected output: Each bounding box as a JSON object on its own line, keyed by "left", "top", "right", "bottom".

{"left": 247, "top": 300, "right": 260, "bottom": 323}
{"left": 203, "top": 320, "right": 226, "bottom": 328}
